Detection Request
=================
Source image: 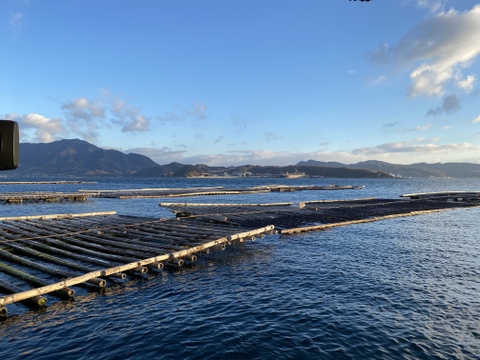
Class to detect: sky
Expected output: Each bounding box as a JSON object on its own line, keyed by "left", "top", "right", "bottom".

{"left": 1, "top": 0, "right": 480, "bottom": 166}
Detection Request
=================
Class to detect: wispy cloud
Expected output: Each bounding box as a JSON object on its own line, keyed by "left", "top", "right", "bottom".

{"left": 61, "top": 97, "right": 106, "bottom": 143}
{"left": 472, "top": 114, "right": 480, "bottom": 123}
{"left": 370, "top": 5, "right": 480, "bottom": 97}
{"left": 396, "top": 123, "right": 432, "bottom": 133}
{"left": 7, "top": 91, "right": 158, "bottom": 143}
{"left": 367, "top": 75, "right": 388, "bottom": 86}
{"left": 383, "top": 122, "right": 401, "bottom": 131}
{"left": 214, "top": 136, "right": 224, "bottom": 144}
{"left": 9, "top": 11, "right": 24, "bottom": 34}
{"left": 156, "top": 102, "right": 207, "bottom": 124}
{"left": 411, "top": 0, "right": 448, "bottom": 13}
{"left": 352, "top": 138, "right": 477, "bottom": 156}
{"left": 111, "top": 98, "right": 150, "bottom": 133}
{"left": 128, "top": 136, "right": 480, "bottom": 166}
{"left": 427, "top": 94, "right": 461, "bottom": 116}
{"left": 264, "top": 132, "right": 281, "bottom": 141}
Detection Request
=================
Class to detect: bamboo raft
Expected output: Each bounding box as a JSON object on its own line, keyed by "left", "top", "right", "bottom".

{"left": 0, "top": 212, "right": 274, "bottom": 316}
{"left": 0, "top": 181, "right": 97, "bottom": 185}
{"left": 80, "top": 184, "right": 365, "bottom": 199}
{"left": 401, "top": 191, "right": 480, "bottom": 201}
{"left": 0, "top": 192, "right": 98, "bottom": 203}
{"left": 160, "top": 195, "right": 480, "bottom": 234}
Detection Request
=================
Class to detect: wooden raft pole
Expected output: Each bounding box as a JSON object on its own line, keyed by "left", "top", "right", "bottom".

{"left": 0, "top": 225, "right": 274, "bottom": 307}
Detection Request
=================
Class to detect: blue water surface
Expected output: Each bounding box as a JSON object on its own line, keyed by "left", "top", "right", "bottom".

{"left": 0, "top": 177, "right": 479, "bottom": 359}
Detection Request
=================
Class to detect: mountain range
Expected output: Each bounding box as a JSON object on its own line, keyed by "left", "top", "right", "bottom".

{"left": 5, "top": 139, "right": 480, "bottom": 178}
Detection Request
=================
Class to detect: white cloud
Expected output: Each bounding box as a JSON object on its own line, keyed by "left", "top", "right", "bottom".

{"left": 371, "top": 5, "right": 480, "bottom": 97}
{"left": 4, "top": 112, "right": 67, "bottom": 143}
{"left": 472, "top": 115, "right": 480, "bottom": 123}
{"left": 456, "top": 75, "right": 476, "bottom": 92}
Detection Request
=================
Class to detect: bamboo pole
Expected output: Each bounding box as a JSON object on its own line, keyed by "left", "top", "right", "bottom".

{"left": 19, "top": 240, "right": 127, "bottom": 280}
{"left": 0, "top": 262, "right": 74, "bottom": 299}
{"left": 164, "top": 258, "right": 184, "bottom": 268}
{"left": 0, "top": 248, "right": 106, "bottom": 288}
{"left": 30, "top": 220, "right": 170, "bottom": 256}
{"left": 0, "top": 279, "right": 47, "bottom": 307}
{"left": 0, "top": 211, "right": 116, "bottom": 222}
{"left": 40, "top": 237, "right": 142, "bottom": 267}
{"left": 5, "top": 242, "right": 110, "bottom": 285}
{"left": 9, "top": 221, "right": 151, "bottom": 264}
{"left": 0, "top": 225, "right": 274, "bottom": 307}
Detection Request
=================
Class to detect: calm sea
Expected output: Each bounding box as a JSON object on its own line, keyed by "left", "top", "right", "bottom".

{"left": 0, "top": 177, "right": 479, "bottom": 359}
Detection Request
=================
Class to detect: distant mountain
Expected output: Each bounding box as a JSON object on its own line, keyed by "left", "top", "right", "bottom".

{"left": 14, "top": 139, "right": 158, "bottom": 176}
{"left": 6, "top": 139, "right": 480, "bottom": 178}
{"left": 297, "top": 159, "right": 480, "bottom": 178}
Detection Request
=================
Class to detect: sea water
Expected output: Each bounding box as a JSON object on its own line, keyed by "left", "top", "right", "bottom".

{"left": 0, "top": 177, "right": 479, "bottom": 359}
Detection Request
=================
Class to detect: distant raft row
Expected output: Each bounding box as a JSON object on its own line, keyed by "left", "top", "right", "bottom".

{"left": 0, "top": 192, "right": 98, "bottom": 203}
{"left": 79, "top": 184, "right": 365, "bottom": 199}
{"left": 160, "top": 195, "right": 480, "bottom": 234}
{"left": 0, "top": 212, "right": 274, "bottom": 316}
{"left": 0, "top": 184, "right": 364, "bottom": 204}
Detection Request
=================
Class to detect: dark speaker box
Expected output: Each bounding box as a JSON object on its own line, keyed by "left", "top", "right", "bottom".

{"left": 0, "top": 120, "right": 19, "bottom": 170}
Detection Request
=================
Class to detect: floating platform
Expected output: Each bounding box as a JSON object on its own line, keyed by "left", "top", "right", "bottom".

{"left": 0, "top": 192, "right": 97, "bottom": 204}
{"left": 401, "top": 191, "right": 480, "bottom": 201}
{"left": 160, "top": 196, "right": 480, "bottom": 235}
{"left": 0, "top": 181, "right": 97, "bottom": 185}
{"left": 3, "top": 191, "right": 479, "bottom": 317}
{"left": 81, "top": 184, "right": 365, "bottom": 199}
{"left": 0, "top": 184, "right": 363, "bottom": 205}
{"left": 0, "top": 212, "right": 273, "bottom": 316}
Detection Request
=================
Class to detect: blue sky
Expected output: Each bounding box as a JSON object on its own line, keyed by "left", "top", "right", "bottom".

{"left": 2, "top": 0, "right": 480, "bottom": 166}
